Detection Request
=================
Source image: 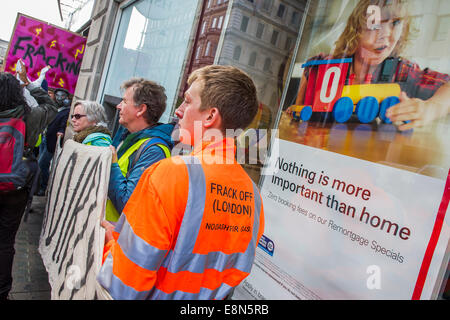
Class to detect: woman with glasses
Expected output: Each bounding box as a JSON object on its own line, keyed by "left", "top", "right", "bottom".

{"left": 71, "top": 101, "right": 112, "bottom": 147}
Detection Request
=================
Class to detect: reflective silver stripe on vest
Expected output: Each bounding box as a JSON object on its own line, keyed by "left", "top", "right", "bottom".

{"left": 171, "top": 156, "right": 206, "bottom": 254}
{"left": 97, "top": 253, "right": 154, "bottom": 300}
{"left": 117, "top": 214, "right": 168, "bottom": 271}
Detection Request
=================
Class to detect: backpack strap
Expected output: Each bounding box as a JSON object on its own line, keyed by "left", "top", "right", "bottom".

{"left": 20, "top": 113, "right": 36, "bottom": 159}
{"left": 126, "top": 137, "right": 171, "bottom": 179}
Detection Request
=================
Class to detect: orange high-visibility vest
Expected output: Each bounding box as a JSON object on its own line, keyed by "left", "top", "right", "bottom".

{"left": 97, "top": 138, "right": 265, "bottom": 299}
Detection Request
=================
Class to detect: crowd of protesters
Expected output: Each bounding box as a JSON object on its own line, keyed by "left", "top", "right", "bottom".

{"left": 0, "top": 59, "right": 265, "bottom": 301}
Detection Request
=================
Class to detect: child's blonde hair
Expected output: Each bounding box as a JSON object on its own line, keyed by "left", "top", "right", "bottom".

{"left": 333, "top": 0, "right": 411, "bottom": 58}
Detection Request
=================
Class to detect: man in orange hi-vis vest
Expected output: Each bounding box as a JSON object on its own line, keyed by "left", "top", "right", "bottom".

{"left": 96, "top": 65, "right": 265, "bottom": 300}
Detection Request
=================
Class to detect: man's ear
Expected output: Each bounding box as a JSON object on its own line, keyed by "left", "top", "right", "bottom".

{"left": 136, "top": 103, "right": 147, "bottom": 118}
{"left": 204, "top": 107, "right": 222, "bottom": 129}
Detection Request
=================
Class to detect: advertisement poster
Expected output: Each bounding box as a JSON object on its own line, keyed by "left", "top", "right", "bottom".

{"left": 234, "top": 139, "right": 449, "bottom": 300}
{"left": 3, "top": 13, "right": 86, "bottom": 94}
{"left": 233, "top": 0, "right": 450, "bottom": 300}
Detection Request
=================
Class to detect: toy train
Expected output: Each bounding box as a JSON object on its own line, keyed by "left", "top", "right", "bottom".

{"left": 290, "top": 58, "right": 400, "bottom": 124}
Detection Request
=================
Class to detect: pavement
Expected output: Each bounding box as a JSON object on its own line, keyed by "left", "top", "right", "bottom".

{"left": 9, "top": 195, "right": 51, "bottom": 300}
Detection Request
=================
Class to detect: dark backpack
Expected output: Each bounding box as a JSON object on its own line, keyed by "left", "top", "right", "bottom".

{"left": 0, "top": 117, "right": 32, "bottom": 191}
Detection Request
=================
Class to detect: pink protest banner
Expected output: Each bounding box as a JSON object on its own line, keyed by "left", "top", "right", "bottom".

{"left": 3, "top": 13, "right": 87, "bottom": 94}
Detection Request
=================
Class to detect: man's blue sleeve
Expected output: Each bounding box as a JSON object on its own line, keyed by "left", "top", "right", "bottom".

{"left": 108, "top": 145, "right": 166, "bottom": 214}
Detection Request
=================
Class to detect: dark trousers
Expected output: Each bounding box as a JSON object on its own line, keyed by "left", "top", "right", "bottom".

{"left": 0, "top": 189, "right": 29, "bottom": 300}
{"left": 38, "top": 136, "right": 53, "bottom": 193}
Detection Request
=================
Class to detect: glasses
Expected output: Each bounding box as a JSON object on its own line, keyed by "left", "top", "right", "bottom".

{"left": 71, "top": 114, "right": 87, "bottom": 120}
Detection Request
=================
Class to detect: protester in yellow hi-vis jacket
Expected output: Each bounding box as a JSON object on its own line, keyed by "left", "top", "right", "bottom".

{"left": 97, "top": 65, "right": 265, "bottom": 300}
{"left": 105, "top": 78, "right": 174, "bottom": 223}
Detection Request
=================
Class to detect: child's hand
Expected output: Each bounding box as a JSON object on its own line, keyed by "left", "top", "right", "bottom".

{"left": 386, "top": 91, "right": 449, "bottom": 131}
{"left": 285, "top": 106, "right": 293, "bottom": 116}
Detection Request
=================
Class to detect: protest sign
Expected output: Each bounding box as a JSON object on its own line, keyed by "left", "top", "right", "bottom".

{"left": 3, "top": 13, "right": 86, "bottom": 94}
{"left": 39, "top": 140, "right": 111, "bottom": 299}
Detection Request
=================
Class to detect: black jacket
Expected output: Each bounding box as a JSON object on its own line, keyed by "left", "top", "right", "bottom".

{"left": 0, "top": 87, "right": 58, "bottom": 149}
{"left": 45, "top": 106, "right": 70, "bottom": 153}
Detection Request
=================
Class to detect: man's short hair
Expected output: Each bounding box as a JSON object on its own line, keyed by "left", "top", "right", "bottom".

{"left": 187, "top": 65, "right": 258, "bottom": 131}
{"left": 121, "top": 78, "right": 167, "bottom": 125}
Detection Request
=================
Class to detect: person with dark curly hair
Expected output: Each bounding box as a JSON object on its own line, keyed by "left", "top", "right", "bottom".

{"left": 0, "top": 70, "right": 57, "bottom": 300}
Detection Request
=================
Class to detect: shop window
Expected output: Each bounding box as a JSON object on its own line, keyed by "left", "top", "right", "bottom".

{"left": 278, "top": 0, "right": 450, "bottom": 181}
{"left": 100, "top": 0, "right": 198, "bottom": 124}
{"left": 249, "top": 0, "right": 450, "bottom": 301}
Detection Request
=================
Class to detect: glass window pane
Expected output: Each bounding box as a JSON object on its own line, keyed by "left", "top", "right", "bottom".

{"left": 233, "top": 45, "right": 241, "bottom": 60}
{"left": 256, "top": 22, "right": 265, "bottom": 39}
{"left": 277, "top": 4, "right": 285, "bottom": 18}
{"left": 249, "top": 51, "right": 257, "bottom": 67}
{"left": 270, "top": 30, "right": 279, "bottom": 45}
{"left": 291, "top": 11, "right": 300, "bottom": 26}
{"left": 253, "top": 0, "right": 450, "bottom": 300}
{"left": 201, "top": 21, "right": 207, "bottom": 34}
{"left": 279, "top": 0, "right": 450, "bottom": 182}
{"left": 101, "top": 0, "right": 199, "bottom": 123}
{"left": 240, "top": 15, "right": 249, "bottom": 32}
